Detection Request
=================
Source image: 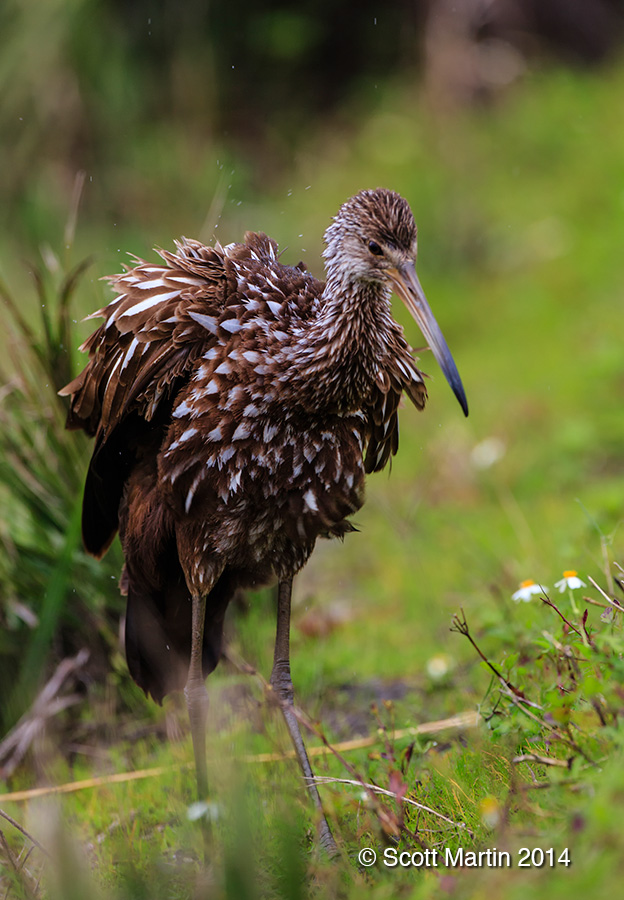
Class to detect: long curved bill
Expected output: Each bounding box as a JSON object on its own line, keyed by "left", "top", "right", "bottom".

{"left": 388, "top": 263, "right": 468, "bottom": 417}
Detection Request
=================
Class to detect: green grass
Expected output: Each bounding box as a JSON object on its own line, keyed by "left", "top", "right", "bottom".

{"left": 2, "top": 58, "right": 624, "bottom": 899}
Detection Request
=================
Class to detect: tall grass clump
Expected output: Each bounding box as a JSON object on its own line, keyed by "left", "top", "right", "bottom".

{"left": 0, "top": 219, "right": 125, "bottom": 743}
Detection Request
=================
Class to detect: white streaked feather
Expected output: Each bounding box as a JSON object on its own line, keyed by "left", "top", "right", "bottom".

{"left": 169, "top": 275, "right": 204, "bottom": 286}
{"left": 215, "top": 360, "right": 231, "bottom": 376}
{"left": 119, "top": 292, "right": 178, "bottom": 318}
{"left": 221, "top": 318, "right": 242, "bottom": 334}
{"left": 185, "top": 474, "right": 203, "bottom": 514}
{"left": 104, "top": 352, "right": 123, "bottom": 388}
{"left": 120, "top": 336, "right": 139, "bottom": 371}
{"left": 173, "top": 399, "right": 193, "bottom": 418}
{"left": 232, "top": 421, "right": 251, "bottom": 441}
{"left": 136, "top": 277, "right": 169, "bottom": 291}
{"left": 188, "top": 310, "right": 218, "bottom": 334}
{"left": 395, "top": 358, "right": 412, "bottom": 381}
{"left": 303, "top": 489, "right": 318, "bottom": 512}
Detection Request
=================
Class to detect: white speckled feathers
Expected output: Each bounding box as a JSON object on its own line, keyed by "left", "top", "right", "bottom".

{"left": 62, "top": 234, "right": 316, "bottom": 436}
{"left": 63, "top": 227, "right": 427, "bottom": 506}
{"left": 61, "top": 190, "right": 432, "bottom": 701}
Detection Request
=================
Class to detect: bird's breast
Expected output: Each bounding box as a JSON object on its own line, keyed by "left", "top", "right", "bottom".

{"left": 158, "top": 399, "right": 367, "bottom": 575}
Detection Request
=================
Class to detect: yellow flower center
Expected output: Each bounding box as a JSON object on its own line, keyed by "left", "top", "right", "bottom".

{"left": 520, "top": 579, "right": 536, "bottom": 588}
{"left": 562, "top": 570, "right": 577, "bottom": 578}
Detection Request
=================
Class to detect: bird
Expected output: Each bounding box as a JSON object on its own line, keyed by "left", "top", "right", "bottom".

{"left": 60, "top": 188, "right": 467, "bottom": 854}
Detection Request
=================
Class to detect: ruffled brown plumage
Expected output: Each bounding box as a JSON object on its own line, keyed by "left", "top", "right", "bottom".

{"left": 60, "top": 188, "right": 466, "bottom": 704}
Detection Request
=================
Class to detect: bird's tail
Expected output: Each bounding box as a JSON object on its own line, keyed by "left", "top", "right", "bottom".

{"left": 123, "top": 555, "right": 235, "bottom": 705}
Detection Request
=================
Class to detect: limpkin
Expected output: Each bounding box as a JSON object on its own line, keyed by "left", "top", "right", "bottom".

{"left": 60, "top": 188, "right": 467, "bottom": 853}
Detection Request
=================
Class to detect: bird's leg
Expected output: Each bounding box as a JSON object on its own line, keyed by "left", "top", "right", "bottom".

{"left": 185, "top": 591, "right": 209, "bottom": 802}
{"left": 270, "top": 579, "right": 338, "bottom": 857}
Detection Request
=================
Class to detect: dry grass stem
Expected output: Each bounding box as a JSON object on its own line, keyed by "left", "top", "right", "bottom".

{"left": 0, "top": 650, "right": 89, "bottom": 777}
{"left": 309, "top": 776, "right": 474, "bottom": 834}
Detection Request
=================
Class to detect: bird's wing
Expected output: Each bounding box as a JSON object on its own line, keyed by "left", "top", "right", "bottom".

{"left": 364, "top": 345, "right": 427, "bottom": 474}
{"left": 60, "top": 233, "right": 280, "bottom": 438}
{"left": 60, "top": 232, "right": 282, "bottom": 557}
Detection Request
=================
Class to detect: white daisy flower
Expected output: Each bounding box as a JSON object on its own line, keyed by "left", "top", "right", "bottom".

{"left": 554, "top": 570, "right": 586, "bottom": 592}
{"left": 512, "top": 579, "right": 545, "bottom": 602}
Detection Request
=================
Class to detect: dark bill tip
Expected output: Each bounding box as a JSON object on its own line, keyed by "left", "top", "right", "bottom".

{"left": 389, "top": 263, "right": 469, "bottom": 417}
{"left": 447, "top": 360, "right": 469, "bottom": 417}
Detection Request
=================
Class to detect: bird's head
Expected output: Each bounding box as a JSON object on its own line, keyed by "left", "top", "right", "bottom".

{"left": 323, "top": 188, "right": 419, "bottom": 285}
{"left": 323, "top": 188, "right": 468, "bottom": 416}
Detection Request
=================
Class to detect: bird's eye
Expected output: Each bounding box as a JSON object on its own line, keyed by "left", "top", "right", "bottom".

{"left": 368, "top": 240, "right": 383, "bottom": 256}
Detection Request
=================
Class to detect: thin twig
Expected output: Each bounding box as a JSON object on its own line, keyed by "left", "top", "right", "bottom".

{"left": 498, "top": 688, "right": 555, "bottom": 729}
{"left": 0, "top": 827, "right": 39, "bottom": 900}
{"left": 516, "top": 779, "right": 582, "bottom": 791}
{"left": 541, "top": 597, "right": 583, "bottom": 639}
{"left": 581, "top": 596, "right": 612, "bottom": 610}
{"left": 310, "top": 776, "right": 473, "bottom": 835}
{"left": 0, "top": 828, "right": 19, "bottom": 876}
{"left": 513, "top": 753, "right": 572, "bottom": 769}
{"left": 451, "top": 609, "right": 526, "bottom": 699}
{"left": 581, "top": 609, "right": 595, "bottom": 649}
{"left": 0, "top": 810, "right": 49, "bottom": 859}
{"left": 500, "top": 687, "right": 595, "bottom": 764}
{"left": 588, "top": 575, "right": 623, "bottom": 609}
{"left": 540, "top": 631, "right": 584, "bottom": 660}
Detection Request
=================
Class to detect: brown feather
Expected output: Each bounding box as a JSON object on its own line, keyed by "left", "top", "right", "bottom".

{"left": 60, "top": 189, "right": 449, "bottom": 702}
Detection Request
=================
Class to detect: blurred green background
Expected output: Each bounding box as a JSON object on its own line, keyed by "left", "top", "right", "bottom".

{"left": 1, "top": 1, "right": 624, "bottom": 898}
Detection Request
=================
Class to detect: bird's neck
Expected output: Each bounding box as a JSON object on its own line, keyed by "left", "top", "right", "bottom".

{"left": 284, "top": 277, "right": 394, "bottom": 413}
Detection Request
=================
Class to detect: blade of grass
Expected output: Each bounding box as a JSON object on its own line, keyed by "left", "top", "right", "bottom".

{"left": 9, "top": 494, "right": 83, "bottom": 721}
